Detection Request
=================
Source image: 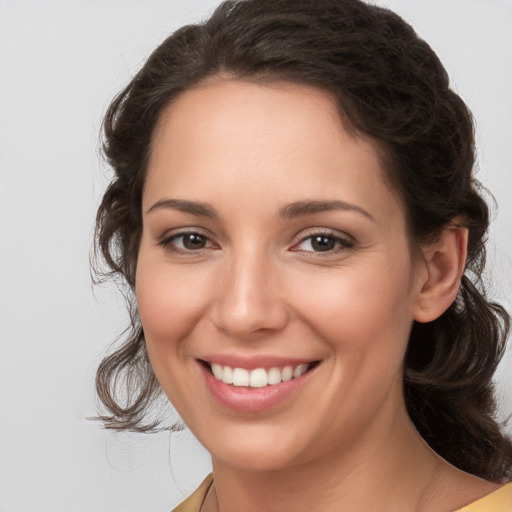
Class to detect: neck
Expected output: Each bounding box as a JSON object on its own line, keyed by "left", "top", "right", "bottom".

{"left": 205, "top": 406, "right": 443, "bottom": 512}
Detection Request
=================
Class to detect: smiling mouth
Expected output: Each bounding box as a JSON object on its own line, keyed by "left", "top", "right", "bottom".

{"left": 202, "top": 361, "right": 319, "bottom": 388}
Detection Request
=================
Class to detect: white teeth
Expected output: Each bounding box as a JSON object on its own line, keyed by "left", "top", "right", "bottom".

{"left": 223, "top": 366, "right": 234, "bottom": 384}
{"left": 211, "top": 363, "right": 223, "bottom": 380}
{"left": 209, "top": 362, "right": 312, "bottom": 388}
{"left": 293, "top": 364, "right": 308, "bottom": 378}
{"left": 232, "top": 368, "right": 249, "bottom": 387}
{"left": 267, "top": 367, "right": 281, "bottom": 385}
{"left": 249, "top": 368, "right": 268, "bottom": 388}
{"left": 281, "top": 366, "right": 293, "bottom": 382}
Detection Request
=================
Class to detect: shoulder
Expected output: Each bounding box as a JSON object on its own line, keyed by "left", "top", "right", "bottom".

{"left": 455, "top": 483, "right": 512, "bottom": 512}
{"left": 171, "top": 474, "right": 214, "bottom": 512}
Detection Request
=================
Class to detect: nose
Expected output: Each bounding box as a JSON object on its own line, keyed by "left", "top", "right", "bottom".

{"left": 211, "top": 250, "right": 289, "bottom": 340}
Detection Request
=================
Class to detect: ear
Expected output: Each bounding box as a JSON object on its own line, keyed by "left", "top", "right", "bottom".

{"left": 413, "top": 225, "right": 468, "bottom": 323}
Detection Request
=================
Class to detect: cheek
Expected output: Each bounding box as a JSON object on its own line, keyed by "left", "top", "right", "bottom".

{"left": 135, "top": 259, "right": 217, "bottom": 415}
{"left": 135, "top": 260, "right": 211, "bottom": 350}
{"left": 289, "top": 257, "right": 415, "bottom": 356}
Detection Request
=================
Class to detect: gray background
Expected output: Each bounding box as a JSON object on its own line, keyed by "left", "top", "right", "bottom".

{"left": 1, "top": 1, "right": 511, "bottom": 510}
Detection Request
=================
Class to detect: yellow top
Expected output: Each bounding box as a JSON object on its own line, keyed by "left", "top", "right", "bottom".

{"left": 172, "top": 474, "right": 213, "bottom": 512}
{"left": 171, "top": 474, "right": 512, "bottom": 512}
{"left": 455, "top": 483, "right": 512, "bottom": 512}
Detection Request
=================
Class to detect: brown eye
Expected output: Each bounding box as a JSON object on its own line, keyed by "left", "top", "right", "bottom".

{"left": 291, "top": 231, "right": 354, "bottom": 254}
{"left": 182, "top": 233, "right": 207, "bottom": 250}
{"left": 310, "top": 235, "right": 336, "bottom": 252}
{"left": 159, "top": 231, "right": 215, "bottom": 253}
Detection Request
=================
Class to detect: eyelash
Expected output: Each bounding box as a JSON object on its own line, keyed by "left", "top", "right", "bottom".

{"left": 158, "top": 229, "right": 354, "bottom": 255}
{"left": 291, "top": 231, "right": 355, "bottom": 255}
{"left": 158, "top": 231, "right": 216, "bottom": 254}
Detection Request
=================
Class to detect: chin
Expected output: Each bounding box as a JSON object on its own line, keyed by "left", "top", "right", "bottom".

{"left": 204, "top": 428, "right": 309, "bottom": 473}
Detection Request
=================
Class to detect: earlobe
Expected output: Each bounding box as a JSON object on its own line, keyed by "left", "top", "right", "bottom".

{"left": 413, "top": 225, "right": 468, "bottom": 323}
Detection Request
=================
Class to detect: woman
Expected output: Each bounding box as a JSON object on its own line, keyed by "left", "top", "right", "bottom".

{"left": 93, "top": 0, "right": 512, "bottom": 510}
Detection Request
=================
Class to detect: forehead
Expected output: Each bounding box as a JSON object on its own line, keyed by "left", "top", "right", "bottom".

{"left": 149, "top": 79, "right": 349, "bottom": 165}
{"left": 144, "top": 79, "right": 403, "bottom": 227}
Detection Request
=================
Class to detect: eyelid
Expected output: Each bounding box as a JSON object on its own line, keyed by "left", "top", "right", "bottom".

{"left": 156, "top": 227, "right": 354, "bottom": 255}
{"left": 157, "top": 227, "right": 219, "bottom": 253}
{"left": 289, "top": 229, "right": 355, "bottom": 253}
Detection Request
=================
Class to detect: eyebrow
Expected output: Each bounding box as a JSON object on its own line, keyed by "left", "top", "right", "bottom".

{"left": 147, "top": 198, "right": 217, "bottom": 218}
{"left": 146, "top": 198, "right": 374, "bottom": 221}
{"left": 279, "top": 200, "right": 375, "bottom": 221}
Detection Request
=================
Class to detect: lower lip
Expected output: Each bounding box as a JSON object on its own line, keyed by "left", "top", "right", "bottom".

{"left": 200, "top": 363, "right": 315, "bottom": 413}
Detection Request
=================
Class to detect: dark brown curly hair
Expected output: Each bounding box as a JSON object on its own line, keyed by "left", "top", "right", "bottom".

{"left": 93, "top": 0, "right": 512, "bottom": 481}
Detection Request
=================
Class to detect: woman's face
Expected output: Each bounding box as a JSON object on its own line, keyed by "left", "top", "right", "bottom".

{"left": 136, "top": 80, "right": 427, "bottom": 471}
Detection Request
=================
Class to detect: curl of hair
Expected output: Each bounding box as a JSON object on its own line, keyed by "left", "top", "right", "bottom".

{"left": 93, "top": 0, "right": 512, "bottom": 479}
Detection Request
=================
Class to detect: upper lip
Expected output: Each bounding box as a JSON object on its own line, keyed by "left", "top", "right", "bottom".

{"left": 199, "top": 354, "right": 318, "bottom": 370}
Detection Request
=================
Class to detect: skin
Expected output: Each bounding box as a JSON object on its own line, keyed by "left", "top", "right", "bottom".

{"left": 136, "top": 80, "right": 499, "bottom": 511}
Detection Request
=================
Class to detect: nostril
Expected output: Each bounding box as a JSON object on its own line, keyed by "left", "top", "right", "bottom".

{"left": 211, "top": 299, "right": 289, "bottom": 339}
